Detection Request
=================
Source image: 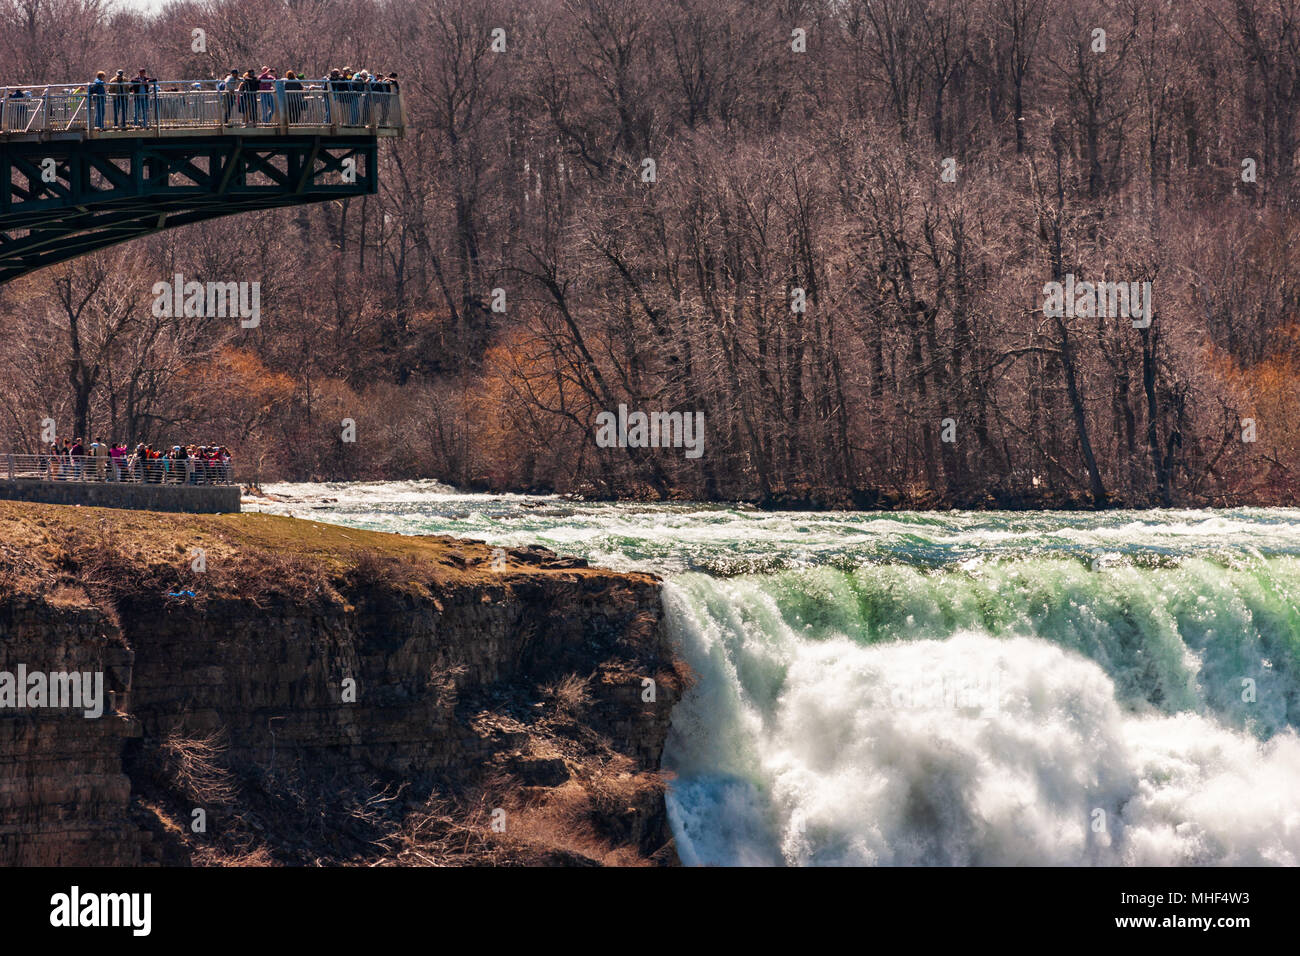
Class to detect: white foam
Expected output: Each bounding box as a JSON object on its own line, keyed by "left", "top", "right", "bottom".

{"left": 663, "top": 582, "right": 1300, "bottom": 866}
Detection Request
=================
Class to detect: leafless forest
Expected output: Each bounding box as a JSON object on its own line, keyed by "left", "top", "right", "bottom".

{"left": 1, "top": 0, "right": 1298, "bottom": 507}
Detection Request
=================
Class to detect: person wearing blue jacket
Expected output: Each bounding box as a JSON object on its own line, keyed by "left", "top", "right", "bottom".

{"left": 89, "top": 71, "right": 106, "bottom": 129}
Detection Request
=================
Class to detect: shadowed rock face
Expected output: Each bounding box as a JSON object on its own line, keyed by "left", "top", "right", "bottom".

{"left": 0, "top": 503, "right": 685, "bottom": 867}
{"left": 0, "top": 594, "right": 137, "bottom": 866}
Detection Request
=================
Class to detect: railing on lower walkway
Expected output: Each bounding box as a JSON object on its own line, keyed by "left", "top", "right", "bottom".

{"left": 5, "top": 453, "right": 235, "bottom": 486}
{"left": 1, "top": 79, "right": 404, "bottom": 137}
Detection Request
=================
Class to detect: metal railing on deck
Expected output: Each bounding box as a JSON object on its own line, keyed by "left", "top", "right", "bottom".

{"left": 0, "top": 79, "right": 404, "bottom": 136}
{"left": 5, "top": 452, "right": 235, "bottom": 486}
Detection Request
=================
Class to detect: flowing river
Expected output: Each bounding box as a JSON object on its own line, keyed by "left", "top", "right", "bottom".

{"left": 249, "top": 481, "right": 1300, "bottom": 866}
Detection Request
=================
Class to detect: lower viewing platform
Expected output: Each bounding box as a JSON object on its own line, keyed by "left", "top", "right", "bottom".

{"left": 2, "top": 452, "right": 240, "bottom": 513}
{"left": 0, "top": 478, "right": 240, "bottom": 514}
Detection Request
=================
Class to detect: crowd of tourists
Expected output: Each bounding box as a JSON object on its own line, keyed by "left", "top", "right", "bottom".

{"left": 82, "top": 66, "right": 399, "bottom": 130}
{"left": 39, "top": 438, "right": 233, "bottom": 485}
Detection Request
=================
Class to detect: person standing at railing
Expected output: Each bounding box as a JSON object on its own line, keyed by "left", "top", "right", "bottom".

{"left": 218, "top": 70, "right": 239, "bottom": 123}
{"left": 89, "top": 72, "right": 107, "bottom": 130}
{"left": 238, "top": 71, "right": 258, "bottom": 127}
{"left": 258, "top": 67, "right": 276, "bottom": 123}
{"left": 7, "top": 88, "right": 30, "bottom": 130}
{"left": 364, "top": 71, "right": 377, "bottom": 123}
{"left": 131, "top": 69, "right": 153, "bottom": 128}
{"left": 69, "top": 437, "right": 85, "bottom": 480}
{"left": 335, "top": 68, "right": 356, "bottom": 125}
{"left": 283, "top": 71, "right": 304, "bottom": 124}
{"left": 323, "top": 69, "right": 343, "bottom": 123}
{"left": 109, "top": 442, "right": 124, "bottom": 481}
{"left": 272, "top": 71, "right": 286, "bottom": 124}
{"left": 371, "top": 72, "right": 387, "bottom": 123}
{"left": 378, "top": 72, "right": 397, "bottom": 125}
{"left": 351, "top": 70, "right": 368, "bottom": 125}
{"left": 353, "top": 70, "right": 369, "bottom": 124}
{"left": 109, "top": 70, "right": 129, "bottom": 129}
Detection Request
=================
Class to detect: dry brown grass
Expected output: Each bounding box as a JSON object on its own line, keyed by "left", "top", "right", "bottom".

{"left": 367, "top": 753, "right": 671, "bottom": 867}
{"left": 190, "top": 844, "right": 279, "bottom": 867}
{"left": 0, "top": 501, "right": 659, "bottom": 610}
{"left": 541, "top": 672, "right": 593, "bottom": 718}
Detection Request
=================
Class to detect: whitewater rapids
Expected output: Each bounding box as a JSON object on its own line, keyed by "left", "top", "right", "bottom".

{"left": 662, "top": 565, "right": 1300, "bottom": 866}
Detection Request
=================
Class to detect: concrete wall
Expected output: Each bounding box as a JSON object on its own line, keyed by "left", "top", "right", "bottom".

{"left": 0, "top": 479, "right": 240, "bottom": 514}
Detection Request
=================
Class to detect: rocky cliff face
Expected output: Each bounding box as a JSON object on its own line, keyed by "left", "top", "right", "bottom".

{"left": 0, "top": 503, "right": 685, "bottom": 866}
{"left": 0, "top": 592, "right": 136, "bottom": 866}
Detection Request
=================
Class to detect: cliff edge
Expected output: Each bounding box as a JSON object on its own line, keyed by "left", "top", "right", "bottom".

{"left": 0, "top": 501, "right": 686, "bottom": 866}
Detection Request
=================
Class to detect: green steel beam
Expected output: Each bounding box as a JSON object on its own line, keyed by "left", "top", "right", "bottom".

{"left": 0, "top": 133, "right": 380, "bottom": 282}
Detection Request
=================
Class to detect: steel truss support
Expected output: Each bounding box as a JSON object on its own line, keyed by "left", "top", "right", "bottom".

{"left": 0, "top": 134, "right": 379, "bottom": 282}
